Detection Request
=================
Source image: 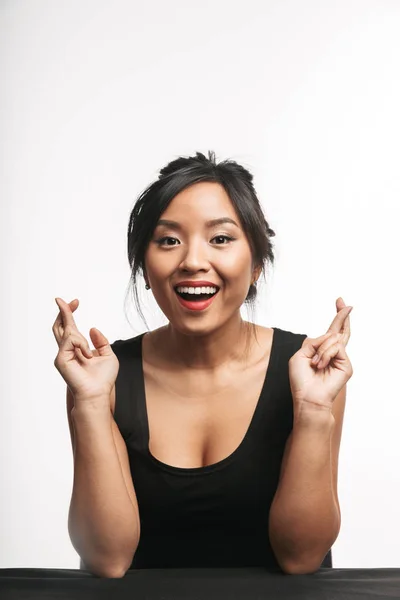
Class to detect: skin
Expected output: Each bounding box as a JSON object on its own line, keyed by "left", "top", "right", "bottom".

{"left": 289, "top": 298, "right": 353, "bottom": 411}
{"left": 268, "top": 299, "right": 353, "bottom": 573}
{"left": 143, "top": 181, "right": 262, "bottom": 370}
{"left": 52, "top": 181, "right": 353, "bottom": 573}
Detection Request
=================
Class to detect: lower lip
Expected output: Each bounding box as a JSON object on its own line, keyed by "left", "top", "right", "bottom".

{"left": 175, "top": 292, "right": 218, "bottom": 311}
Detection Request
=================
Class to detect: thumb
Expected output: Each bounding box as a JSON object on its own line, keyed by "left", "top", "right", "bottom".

{"left": 89, "top": 327, "right": 112, "bottom": 356}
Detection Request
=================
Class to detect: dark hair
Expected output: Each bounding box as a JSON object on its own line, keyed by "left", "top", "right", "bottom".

{"left": 124, "top": 150, "right": 276, "bottom": 338}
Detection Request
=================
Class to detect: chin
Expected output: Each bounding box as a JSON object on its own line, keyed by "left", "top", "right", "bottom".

{"left": 170, "top": 321, "right": 216, "bottom": 337}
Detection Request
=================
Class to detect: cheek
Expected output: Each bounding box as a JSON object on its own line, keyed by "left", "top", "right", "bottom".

{"left": 144, "top": 248, "right": 169, "bottom": 280}
{"left": 220, "top": 250, "right": 253, "bottom": 281}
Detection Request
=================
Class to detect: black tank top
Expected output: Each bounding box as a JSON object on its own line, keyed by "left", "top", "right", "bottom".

{"left": 111, "top": 327, "right": 333, "bottom": 569}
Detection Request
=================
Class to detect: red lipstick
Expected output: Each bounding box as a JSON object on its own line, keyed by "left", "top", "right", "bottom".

{"left": 174, "top": 281, "right": 220, "bottom": 312}
{"left": 174, "top": 280, "right": 219, "bottom": 288}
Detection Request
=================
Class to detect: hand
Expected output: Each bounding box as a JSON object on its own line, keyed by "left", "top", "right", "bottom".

{"left": 52, "top": 297, "right": 119, "bottom": 405}
{"left": 288, "top": 297, "right": 353, "bottom": 411}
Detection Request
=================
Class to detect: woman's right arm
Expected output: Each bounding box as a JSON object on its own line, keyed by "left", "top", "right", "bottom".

{"left": 52, "top": 297, "right": 140, "bottom": 578}
{"left": 67, "top": 386, "right": 141, "bottom": 578}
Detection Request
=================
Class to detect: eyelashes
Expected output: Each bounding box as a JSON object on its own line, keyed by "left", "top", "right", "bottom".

{"left": 154, "top": 235, "right": 236, "bottom": 247}
{"left": 154, "top": 236, "right": 178, "bottom": 246}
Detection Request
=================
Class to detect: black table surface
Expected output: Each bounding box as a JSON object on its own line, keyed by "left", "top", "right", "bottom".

{"left": 1, "top": 566, "right": 400, "bottom": 600}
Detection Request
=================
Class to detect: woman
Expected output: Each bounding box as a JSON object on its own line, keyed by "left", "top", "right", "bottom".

{"left": 52, "top": 151, "right": 353, "bottom": 578}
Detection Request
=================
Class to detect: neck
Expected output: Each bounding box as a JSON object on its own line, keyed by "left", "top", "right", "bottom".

{"left": 164, "top": 315, "right": 253, "bottom": 371}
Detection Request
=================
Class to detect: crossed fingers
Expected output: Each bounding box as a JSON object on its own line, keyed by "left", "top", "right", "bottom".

{"left": 52, "top": 298, "right": 79, "bottom": 346}
{"left": 310, "top": 305, "right": 352, "bottom": 369}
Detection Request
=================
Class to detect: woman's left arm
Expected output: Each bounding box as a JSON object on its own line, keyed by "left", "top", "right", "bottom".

{"left": 269, "top": 298, "right": 353, "bottom": 575}
{"left": 269, "top": 386, "right": 346, "bottom": 574}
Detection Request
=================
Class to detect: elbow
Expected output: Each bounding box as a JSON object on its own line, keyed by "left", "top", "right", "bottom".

{"left": 272, "top": 542, "right": 336, "bottom": 576}
{"left": 80, "top": 557, "right": 132, "bottom": 579}
{"left": 77, "top": 532, "right": 139, "bottom": 578}
{"left": 274, "top": 546, "right": 335, "bottom": 575}
{"left": 103, "top": 554, "right": 134, "bottom": 579}
{"left": 279, "top": 559, "right": 322, "bottom": 575}
{"left": 276, "top": 546, "right": 335, "bottom": 575}
{"left": 82, "top": 562, "right": 129, "bottom": 579}
{"left": 271, "top": 520, "right": 340, "bottom": 576}
{"left": 102, "top": 566, "right": 129, "bottom": 579}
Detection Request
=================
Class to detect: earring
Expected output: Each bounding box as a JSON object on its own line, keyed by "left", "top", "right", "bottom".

{"left": 145, "top": 284, "right": 150, "bottom": 290}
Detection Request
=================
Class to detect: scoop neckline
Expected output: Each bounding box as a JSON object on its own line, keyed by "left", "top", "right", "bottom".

{"left": 137, "top": 327, "right": 278, "bottom": 475}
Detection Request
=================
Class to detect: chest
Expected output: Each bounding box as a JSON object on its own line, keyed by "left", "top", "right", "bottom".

{"left": 142, "top": 357, "right": 270, "bottom": 469}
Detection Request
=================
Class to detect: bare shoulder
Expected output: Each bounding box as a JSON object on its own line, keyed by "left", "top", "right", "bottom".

{"left": 252, "top": 323, "right": 274, "bottom": 352}
{"left": 253, "top": 323, "right": 274, "bottom": 338}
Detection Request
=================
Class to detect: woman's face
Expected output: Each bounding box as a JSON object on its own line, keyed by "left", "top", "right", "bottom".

{"left": 144, "top": 181, "right": 259, "bottom": 336}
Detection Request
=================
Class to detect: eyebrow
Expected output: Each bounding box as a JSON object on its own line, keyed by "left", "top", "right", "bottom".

{"left": 155, "top": 217, "right": 240, "bottom": 230}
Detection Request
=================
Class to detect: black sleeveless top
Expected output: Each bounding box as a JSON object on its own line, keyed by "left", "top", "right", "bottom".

{"left": 111, "top": 327, "right": 332, "bottom": 570}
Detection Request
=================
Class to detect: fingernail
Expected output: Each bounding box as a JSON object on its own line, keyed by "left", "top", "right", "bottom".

{"left": 312, "top": 354, "right": 319, "bottom": 363}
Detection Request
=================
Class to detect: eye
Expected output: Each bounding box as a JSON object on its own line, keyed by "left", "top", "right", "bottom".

{"left": 211, "top": 235, "right": 235, "bottom": 245}
{"left": 155, "top": 236, "right": 180, "bottom": 246}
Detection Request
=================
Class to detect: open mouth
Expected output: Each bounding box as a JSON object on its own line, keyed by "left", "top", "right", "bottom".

{"left": 174, "top": 285, "right": 219, "bottom": 302}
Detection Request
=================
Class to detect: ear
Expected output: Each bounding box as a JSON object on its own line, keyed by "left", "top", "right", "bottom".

{"left": 251, "top": 264, "right": 262, "bottom": 284}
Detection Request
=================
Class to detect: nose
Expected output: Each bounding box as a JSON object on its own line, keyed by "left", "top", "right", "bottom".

{"left": 178, "top": 239, "right": 210, "bottom": 273}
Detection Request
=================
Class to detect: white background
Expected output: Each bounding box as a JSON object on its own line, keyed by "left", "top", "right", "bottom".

{"left": 1, "top": 0, "right": 399, "bottom": 569}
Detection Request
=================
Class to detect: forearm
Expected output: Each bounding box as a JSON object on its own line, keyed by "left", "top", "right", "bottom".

{"left": 69, "top": 405, "right": 139, "bottom": 578}
{"left": 269, "top": 405, "right": 340, "bottom": 574}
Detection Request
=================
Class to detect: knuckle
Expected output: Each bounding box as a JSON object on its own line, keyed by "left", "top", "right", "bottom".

{"left": 327, "top": 334, "right": 340, "bottom": 348}
{"left": 64, "top": 325, "right": 74, "bottom": 337}
{"left": 319, "top": 343, "right": 328, "bottom": 355}
{"left": 76, "top": 336, "right": 87, "bottom": 349}
{"left": 58, "top": 338, "right": 71, "bottom": 352}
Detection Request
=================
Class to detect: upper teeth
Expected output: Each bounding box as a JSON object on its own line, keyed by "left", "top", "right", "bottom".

{"left": 176, "top": 286, "right": 217, "bottom": 294}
